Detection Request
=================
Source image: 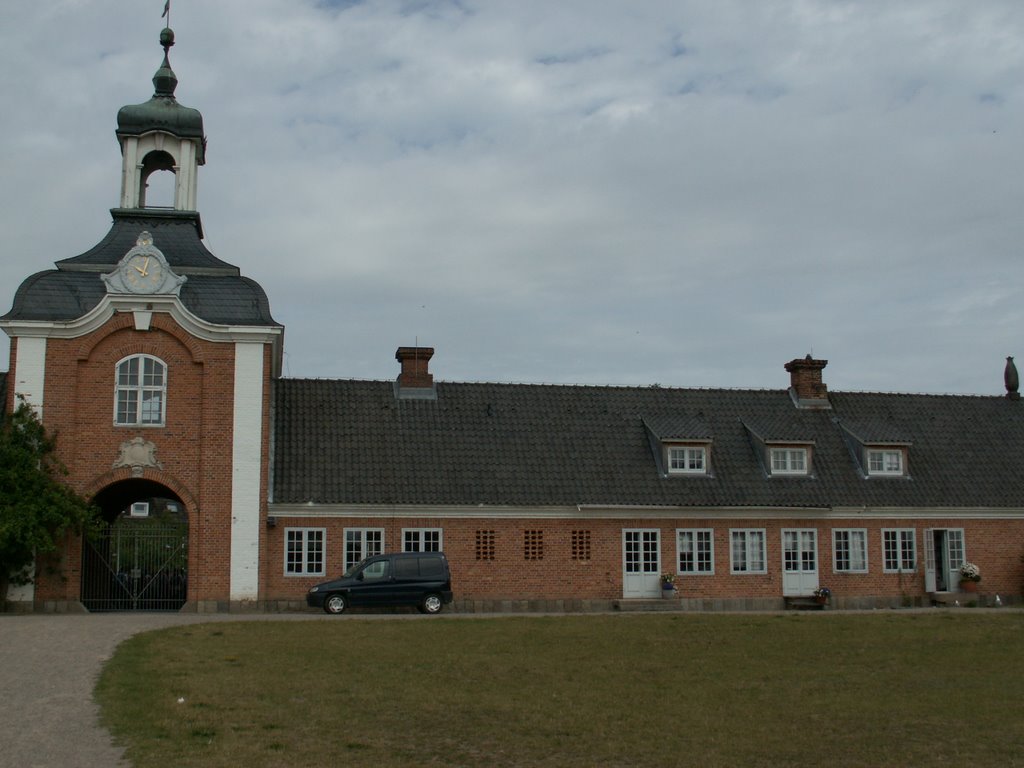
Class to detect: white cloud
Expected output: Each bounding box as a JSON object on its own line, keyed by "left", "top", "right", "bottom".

{"left": 1, "top": 0, "right": 1022, "bottom": 395}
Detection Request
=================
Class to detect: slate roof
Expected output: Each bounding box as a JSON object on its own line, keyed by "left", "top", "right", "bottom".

{"left": 2, "top": 209, "right": 277, "bottom": 327}
{"left": 272, "top": 379, "right": 1024, "bottom": 510}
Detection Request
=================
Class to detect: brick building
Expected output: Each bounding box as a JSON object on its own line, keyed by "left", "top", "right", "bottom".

{"left": 3, "top": 27, "right": 1023, "bottom": 612}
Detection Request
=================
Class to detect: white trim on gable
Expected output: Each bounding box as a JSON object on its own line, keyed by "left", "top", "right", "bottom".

{"left": 0, "top": 294, "right": 281, "bottom": 345}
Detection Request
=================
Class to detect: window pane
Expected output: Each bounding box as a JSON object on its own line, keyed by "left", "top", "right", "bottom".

{"left": 696, "top": 531, "right": 712, "bottom": 572}
{"left": 731, "top": 532, "right": 746, "bottom": 572}
{"left": 118, "top": 358, "right": 139, "bottom": 386}
{"left": 142, "top": 358, "right": 165, "bottom": 386}
{"left": 850, "top": 531, "right": 867, "bottom": 571}
{"left": 116, "top": 391, "right": 137, "bottom": 424}
{"left": 679, "top": 531, "right": 694, "bottom": 572}
{"left": 306, "top": 530, "right": 323, "bottom": 573}
{"left": 286, "top": 531, "right": 302, "bottom": 573}
{"left": 749, "top": 531, "right": 765, "bottom": 570}
{"left": 345, "top": 530, "right": 362, "bottom": 570}
{"left": 140, "top": 392, "right": 162, "bottom": 424}
{"left": 367, "top": 530, "right": 383, "bottom": 557}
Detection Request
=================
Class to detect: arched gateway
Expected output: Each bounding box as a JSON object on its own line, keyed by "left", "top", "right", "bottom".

{"left": 81, "top": 480, "right": 188, "bottom": 611}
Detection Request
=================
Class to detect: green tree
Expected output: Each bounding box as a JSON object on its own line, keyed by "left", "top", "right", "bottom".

{"left": 0, "top": 397, "right": 97, "bottom": 607}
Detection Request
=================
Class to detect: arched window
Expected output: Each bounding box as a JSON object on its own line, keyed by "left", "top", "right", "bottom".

{"left": 138, "top": 150, "right": 176, "bottom": 208}
{"left": 115, "top": 355, "right": 167, "bottom": 426}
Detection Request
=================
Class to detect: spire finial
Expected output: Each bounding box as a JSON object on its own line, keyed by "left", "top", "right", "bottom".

{"left": 153, "top": 21, "right": 177, "bottom": 97}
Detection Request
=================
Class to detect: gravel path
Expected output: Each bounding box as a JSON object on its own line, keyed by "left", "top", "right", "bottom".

{"left": 0, "top": 612, "right": 339, "bottom": 768}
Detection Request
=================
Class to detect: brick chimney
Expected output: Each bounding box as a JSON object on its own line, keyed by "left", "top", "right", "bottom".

{"left": 784, "top": 355, "right": 830, "bottom": 408}
{"left": 395, "top": 346, "right": 435, "bottom": 390}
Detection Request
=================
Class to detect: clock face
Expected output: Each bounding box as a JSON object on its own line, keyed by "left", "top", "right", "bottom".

{"left": 123, "top": 252, "right": 164, "bottom": 293}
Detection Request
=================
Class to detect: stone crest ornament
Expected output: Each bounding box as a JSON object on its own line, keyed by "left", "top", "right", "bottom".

{"left": 113, "top": 437, "right": 164, "bottom": 477}
{"left": 101, "top": 231, "right": 187, "bottom": 295}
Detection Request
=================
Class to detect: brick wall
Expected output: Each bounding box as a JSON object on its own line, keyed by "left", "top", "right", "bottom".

{"left": 262, "top": 514, "right": 1024, "bottom": 604}
{"left": 27, "top": 313, "right": 273, "bottom": 607}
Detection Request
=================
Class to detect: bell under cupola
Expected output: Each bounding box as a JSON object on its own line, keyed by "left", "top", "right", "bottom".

{"left": 116, "top": 26, "right": 206, "bottom": 211}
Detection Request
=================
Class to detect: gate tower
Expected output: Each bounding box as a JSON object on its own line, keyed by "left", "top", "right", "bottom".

{"left": 1, "top": 23, "right": 283, "bottom": 611}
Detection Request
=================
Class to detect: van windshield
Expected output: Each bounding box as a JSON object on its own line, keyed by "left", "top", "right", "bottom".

{"left": 342, "top": 560, "right": 365, "bottom": 579}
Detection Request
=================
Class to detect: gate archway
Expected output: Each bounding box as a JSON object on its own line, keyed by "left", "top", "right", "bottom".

{"left": 81, "top": 479, "right": 188, "bottom": 611}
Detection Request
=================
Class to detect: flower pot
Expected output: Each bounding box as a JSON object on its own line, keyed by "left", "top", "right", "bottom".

{"left": 662, "top": 587, "right": 676, "bottom": 599}
{"left": 960, "top": 580, "right": 978, "bottom": 593}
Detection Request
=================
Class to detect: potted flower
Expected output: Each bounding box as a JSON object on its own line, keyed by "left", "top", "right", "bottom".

{"left": 959, "top": 562, "right": 981, "bottom": 593}
{"left": 813, "top": 586, "right": 831, "bottom": 604}
{"left": 660, "top": 573, "right": 677, "bottom": 598}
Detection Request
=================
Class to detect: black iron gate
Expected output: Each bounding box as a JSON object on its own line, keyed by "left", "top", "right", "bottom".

{"left": 81, "top": 515, "right": 188, "bottom": 611}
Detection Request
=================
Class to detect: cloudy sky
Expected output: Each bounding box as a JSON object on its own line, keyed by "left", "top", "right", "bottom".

{"left": 1, "top": 1, "right": 1022, "bottom": 394}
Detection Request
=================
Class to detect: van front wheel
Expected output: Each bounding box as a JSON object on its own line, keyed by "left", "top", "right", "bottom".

{"left": 324, "top": 594, "right": 347, "bottom": 614}
{"left": 419, "top": 594, "right": 444, "bottom": 614}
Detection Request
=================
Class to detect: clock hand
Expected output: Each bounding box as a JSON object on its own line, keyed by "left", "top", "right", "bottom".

{"left": 140, "top": 257, "right": 150, "bottom": 277}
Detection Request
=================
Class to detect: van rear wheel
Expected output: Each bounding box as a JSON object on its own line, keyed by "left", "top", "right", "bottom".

{"left": 419, "top": 594, "right": 444, "bottom": 614}
{"left": 324, "top": 594, "right": 347, "bottom": 614}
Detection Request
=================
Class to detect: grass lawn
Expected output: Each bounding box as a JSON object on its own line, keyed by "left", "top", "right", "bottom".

{"left": 96, "top": 612, "right": 1024, "bottom": 767}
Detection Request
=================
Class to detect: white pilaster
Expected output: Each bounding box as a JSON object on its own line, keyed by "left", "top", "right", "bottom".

{"left": 6, "top": 336, "right": 45, "bottom": 605}
{"left": 13, "top": 336, "right": 46, "bottom": 417}
{"left": 229, "top": 342, "right": 265, "bottom": 602}
{"left": 119, "top": 136, "right": 141, "bottom": 209}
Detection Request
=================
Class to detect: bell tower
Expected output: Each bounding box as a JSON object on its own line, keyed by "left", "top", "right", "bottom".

{"left": 1, "top": 19, "right": 282, "bottom": 613}
{"left": 116, "top": 26, "right": 206, "bottom": 211}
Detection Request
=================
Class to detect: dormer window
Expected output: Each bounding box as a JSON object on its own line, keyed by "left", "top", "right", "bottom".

{"left": 667, "top": 445, "right": 707, "bottom": 475}
{"left": 643, "top": 415, "right": 713, "bottom": 479}
{"left": 770, "top": 447, "right": 808, "bottom": 475}
{"left": 867, "top": 449, "right": 904, "bottom": 476}
{"left": 836, "top": 421, "right": 911, "bottom": 480}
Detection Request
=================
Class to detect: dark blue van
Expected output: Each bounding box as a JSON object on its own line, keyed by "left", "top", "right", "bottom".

{"left": 306, "top": 551, "right": 453, "bottom": 615}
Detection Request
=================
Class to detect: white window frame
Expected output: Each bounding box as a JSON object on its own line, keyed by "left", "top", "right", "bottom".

{"left": 284, "top": 527, "right": 326, "bottom": 577}
{"left": 730, "top": 528, "right": 767, "bottom": 574}
{"left": 114, "top": 354, "right": 167, "bottom": 426}
{"left": 832, "top": 528, "right": 868, "bottom": 573}
{"left": 344, "top": 528, "right": 384, "bottom": 571}
{"left": 667, "top": 445, "right": 708, "bottom": 475}
{"left": 677, "top": 528, "right": 715, "bottom": 574}
{"left": 402, "top": 528, "right": 443, "bottom": 552}
{"left": 867, "top": 449, "right": 904, "bottom": 476}
{"left": 769, "top": 447, "right": 808, "bottom": 475}
{"left": 882, "top": 528, "right": 916, "bottom": 572}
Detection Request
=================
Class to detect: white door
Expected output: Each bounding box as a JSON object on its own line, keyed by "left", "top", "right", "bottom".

{"left": 929, "top": 528, "right": 966, "bottom": 593}
{"left": 782, "top": 529, "right": 818, "bottom": 596}
{"left": 947, "top": 529, "right": 965, "bottom": 590}
{"left": 926, "top": 528, "right": 966, "bottom": 592}
{"left": 924, "top": 528, "right": 937, "bottom": 592}
{"left": 622, "top": 529, "right": 661, "bottom": 598}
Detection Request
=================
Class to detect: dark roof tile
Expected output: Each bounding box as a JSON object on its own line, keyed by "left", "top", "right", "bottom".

{"left": 271, "top": 380, "right": 1024, "bottom": 509}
